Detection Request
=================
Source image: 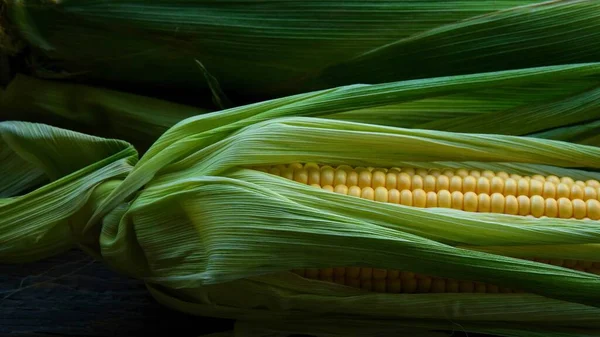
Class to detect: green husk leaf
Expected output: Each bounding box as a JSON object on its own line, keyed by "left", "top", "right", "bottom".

{"left": 0, "top": 74, "right": 210, "bottom": 150}
{"left": 6, "top": 0, "right": 600, "bottom": 102}
{"left": 0, "top": 121, "right": 137, "bottom": 262}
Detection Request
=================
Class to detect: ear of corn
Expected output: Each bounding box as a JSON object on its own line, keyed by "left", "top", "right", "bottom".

{"left": 4, "top": 0, "right": 600, "bottom": 103}
{"left": 3, "top": 72, "right": 600, "bottom": 336}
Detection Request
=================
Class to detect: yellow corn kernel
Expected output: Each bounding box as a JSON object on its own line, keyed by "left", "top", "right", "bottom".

{"left": 348, "top": 186, "right": 362, "bottom": 197}
{"left": 475, "top": 282, "right": 487, "bottom": 293}
{"left": 387, "top": 269, "right": 400, "bottom": 279}
{"left": 372, "top": 279, "right": 386, "bottom": 292}
{"left": 385, "top": 172, "right": 397, "bottom": 190}
{"left": 306, "top": 268, "right": 319, "bottom": 278}
{"left": 558, "top": 198, "right": 573, "bottom": 219}
{"left": 584, "top": 186, "right": 598, "bottom": 201}
{"left": 429, "top": 169, "right": 442, "bottom": 177}
{"left": 556, "top": 183, "right": 570, "bottom": 199}
{"left": 573, "top": 199, "right": 586, "bottom": 219}
{"left": 347, "top": 170, "right": 359, "bottom": 186}
{"left": 545, "top": 198, "right": 558, "bottom": 218}
{"left": 321, "top": 166, "right": 335, "bottom": 186}
{"left": 505, "top": 195, "right": 519, "bottom": 215}
{"left": 361, "top": 187, "right": 375, "bottom": 200}
{"left": 469, "top": 170, "right": 481, "bottom": 178}
{"left": 478, "top": 193, "right": 491, "bottom": 212}
{"left": 322, "top": 185, "right": 334, "bottom": 192}
{"left": 403, "top": 278, "right": 417, "bottom": 293}
{"left": 504, "top": 178, "right": 517, "bottom": 196}
{"left": 452, "top": 191, "right": 464, "bottom": 210}
{"left": 532, "top": 175, "right": 546, "bottom": 182}
{"left": 491, "top": 177, "right": 505, "bottom": 194}
{"left": 587, "top": 180, "right": 600, "bottom": 188}
{"left": 347, "top": 267, "right": 361, "bottom": 279}
{"left": 587, "top": 199, "right": 600, "bottom": 220}
{"left": 571, "top": 185, "right": 584, "bottom": 200}
{"left": 412, "top": 175, "right": 424, "bottom": 190}
{"left": 456, "top": 169, "right": 469, "bottom": 177}
{"left": 449, "top": 176, "right": 463, "bottom": 192}
{"left": 413, "top": 189, "right": 427, "bottom": 208}
{"left": 442, "top": 169, "right": 455, "bottom": 177}
{"left": 400, "top": 271, "right": 415, "bottom": 280}
{"left": 417, "top": 277, "right": 432, "bottom": 292}
{"left": 482, "top": 170, "right": 495, "bottom": 179}
{"left": 491, "top": 193, "right": 505, "bottom": 213}
{"left": 358, "top": 170, "right": 372, "bottom": 188}
{"left": 446, "top": 279, "right": 459, "bottom": 293}
{"left": 373, "top": 269, "right": 388, "bottom": 279}
{"left": 398, "top": 173, "right": 411, "bottom": 190}
{"left": 517, "top": 178, "right": 529, "bottom": 196}
{"left": 438, "top": 190, "right": 452, "bottom": 208}
{"left": 510, "top": 174, "right": 522, "bottom": 181}
{"left": 319, "top": 268, "right": 334, "bottom": 282}
{"left": 561, "top": 177, "right": 575, "bottom": 186}
{"left": 426, "top": 191, "right": 438, "bottom": 208}
{"left": 416, "top": 168, "right": 429, "bottom": 177}
{"left": 334, "top": 168, "right": 347, "bottom": 186}
{"left": 387, "top": 279, "right": 402, "bottom": 293}
{"left": 375, "top": 186, "right": 388, "bottom": 202}
{"left": 576, "top": 180, "right": 587, "bottom": 188}
{"left": 281, "top": 167, "right": 295, "bottom": 180}
{"left": 424, "top": 175, "right": 436, "bottom": 192}
{"left": 464, "top": 192, "right": 478, "bottom": 212}
{"left": 269, "top": 167, "right": 281, "bottom": 175}
{"left": 389, "top": 189, "right": 401, "bottom": 204}
{"left": 463, "top": 176, "right": 477, "bottom": 193}
{"left": 517, "top": 195, "right": 530, "bottom": 216}
{"left": 334, "top": 184, "right": 349, "bottom": 195}
{"left": 361, "top": 280, "right": 373, "bottom": 291}
{"left": 476, "top": 177, "right": 491, "bottom": 195}
{"left": 497, "top": 172, "right": 509, "bottom": 180}
{"left": 308, "top": 168, "right": 321, "bottom": 185}
{"left": 403, "top": 168, "right": 416, "bottom": 176}
{"left": 400, "top": 190, "right": 413, "bottom": 206}
{"left": 431, "top": 278, "right": 446, "bottom": 293}
{"left": 360, "top": 268, "right": 373, "bottom": 280}
{"left": 547, "top": 175, "right": 560, "bottom": 185}
{"left": 373, "top": 171, "right": 386, "bottom": 188}
{"left": 530, "top": 179, "right": 543, "bottom": 196}
{"left": 437, "top": 175, "right": 450, "bottom": 191}
{"left": 333, "top": 267, "right": 346, "bottom": 277}
{"left": 542, "top": 182, "right": 556, "bottom": 199}
{"left": 459, "top": 281, "right": 474, "bottom": 293}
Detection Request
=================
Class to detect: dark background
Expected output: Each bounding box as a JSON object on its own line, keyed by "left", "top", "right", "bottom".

{"left": 0, "top": 249, "right": 233, "bottom": 337}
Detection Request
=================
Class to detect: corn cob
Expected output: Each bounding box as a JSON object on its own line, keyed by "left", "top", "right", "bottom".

{"left": 258, "top": 163, "right": 600, "bottom": 220}
{"left": 259, "top": 163, "right": 600, "bottom": 293}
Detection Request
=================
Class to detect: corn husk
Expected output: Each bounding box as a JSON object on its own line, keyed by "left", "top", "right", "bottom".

{"left": 4, "top": 64, "right": 600, "bottom": 148}
{"left": 3, "top": 66, "right": 600, "bottom": 337}
{"left": 4, "top": 0, "right": 600, "bottom": 104}
{"left": 0, "top": 74, "right": 210, "bottom": 150}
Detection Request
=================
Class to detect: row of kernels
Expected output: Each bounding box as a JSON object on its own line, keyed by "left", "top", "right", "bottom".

{"left": 319, "top": 183, "right": 600, "bottom": 219}
{"left": 266, "top": 163, "right": 600, "bottom": 192}
{"left": 280, "top": 165, "right": 600, "bottom": 202}
{"left": 292, "top": 268, "right": 515, "bottom": 293}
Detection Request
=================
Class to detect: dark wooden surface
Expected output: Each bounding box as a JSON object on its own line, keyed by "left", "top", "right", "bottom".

{"left": 0, "top": 249, "right": 233, "bottom": 337}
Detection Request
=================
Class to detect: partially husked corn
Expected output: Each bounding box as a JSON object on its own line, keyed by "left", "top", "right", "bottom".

{"left": 258, "top": 163, "right": 600, "bottom": 294}
{"left": 260, "top": 163, "right": 600, "bottom": 220}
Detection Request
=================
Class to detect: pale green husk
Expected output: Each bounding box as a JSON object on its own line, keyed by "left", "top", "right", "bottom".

{"left": 2, "top": 66, "right": 600, "bottom": 337}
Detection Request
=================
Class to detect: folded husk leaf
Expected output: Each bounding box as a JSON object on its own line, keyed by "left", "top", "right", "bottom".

{"left": 0, "top": 74, "right": 210, "bottom": 150}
